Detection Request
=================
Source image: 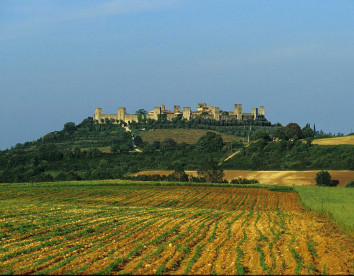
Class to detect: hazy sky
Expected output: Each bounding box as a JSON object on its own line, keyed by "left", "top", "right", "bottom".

{"left": 1, "top": 0, "right": 354, "bottom": 149}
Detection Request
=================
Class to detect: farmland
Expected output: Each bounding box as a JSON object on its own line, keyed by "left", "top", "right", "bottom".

{"left": 312, "top": 135, "right": 354, "bottom": 145}
{"left": 0, "top": 182, "right": 353, "bottom": 275}
{"left": 130, "top": 170, "right": 354, "bottom": 187}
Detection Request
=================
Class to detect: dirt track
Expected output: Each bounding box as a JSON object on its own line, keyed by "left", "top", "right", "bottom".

{"left": 129, "top": 170, "right": 354, "bottom": 187}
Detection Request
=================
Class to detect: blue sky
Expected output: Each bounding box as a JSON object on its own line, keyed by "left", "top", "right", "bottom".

{"left": 1, "top": 0, "right": 353, "bottom": 149}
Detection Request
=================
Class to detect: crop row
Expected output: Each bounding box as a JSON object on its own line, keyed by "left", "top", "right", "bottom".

{"left": 0, "top": 184, "right": 352, "bottom": 275}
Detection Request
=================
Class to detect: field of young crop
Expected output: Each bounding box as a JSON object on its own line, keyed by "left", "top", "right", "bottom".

{"left": 0, "top": 182, "right": 353, "bottom": 275}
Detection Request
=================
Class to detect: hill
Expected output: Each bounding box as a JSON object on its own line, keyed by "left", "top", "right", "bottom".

{"left": 139, "top": 129, "right": 243, "bottom": 144}
{"left": 312, "top": 135, "right": 354, "bottom": 145}
{"left": 1, "top": 117, "right": 353, "bottom": 183}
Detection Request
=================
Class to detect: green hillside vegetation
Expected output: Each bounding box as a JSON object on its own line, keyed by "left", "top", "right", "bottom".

{"left": 139, "top": 129, "right": 243, "bottom": 144}
{"left": 0, "top": 118, "right": 353, "bottom": 183}
{"left": 222, "top": 138, "right": 354, "bottom": 170}
{"left": 129, "top": 116, "right": 279, "bottom": 138}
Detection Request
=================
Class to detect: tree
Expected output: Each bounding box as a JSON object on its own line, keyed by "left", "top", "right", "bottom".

{"left": 315, "top": 170, "right": 335, "bottom": 186}
{"left": 285, "top": 123, "right": 303, "bottom": 140}
{"left": 302, "top": 125, "right": 315, "bottom": 138}
{"left": 345, "top": 180, "right": 354, "bottom": 188}
{"left": 38, "top": 143, "right": 62, "bottom": 161}
{"left": 197, "top": 158, "right": 224, "bottom": 183}
{"left": 134, "top": 135, "right": 143, "bottom": 146}
{"left": 161, "top": 138, "right": 177, "bottom": 151}
{"left": 136, "top": 109, "right": 147, "bottom": 115}
{"left": 196, "top": 131, "right": 224, "bottom": 152}
{"left": 276, "top": 127, "right": 287, "bottom": 140}
{"left": 153, "top": 141, "right": 161, "bottom": 150}
{"left": 120, "top": 144, "right": 131, "bottom": 153}
{"left": 251, "top": 130, "right": 271, "bottom": 141}
{"left": 110, "top": 144, "right": 120, "bottom": 153}
{"left": 172, "top": 161, "right": 189, "bottom": 182}
{"left": 72, "top": 146, "right": 81, "bottom": 158}
{"left": 143, "top": 143, "right": 155, "bottom": 153}
{"left": 63, "top": 122, "right": 76, "bottom": 133}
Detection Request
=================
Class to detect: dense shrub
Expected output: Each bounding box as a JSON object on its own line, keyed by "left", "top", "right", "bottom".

{"left": 230, "top": 178, "right": 259, "bottom": 184}
{"left": 315, "top": 171, "right": 337, "bottom": 187}
{"left": 345, "top": 180, "right": 354, "bottom": 188}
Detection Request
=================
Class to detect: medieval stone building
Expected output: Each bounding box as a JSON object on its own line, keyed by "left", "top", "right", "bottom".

{"left": 94, "top": 103, "right": 265, "bottom": 124}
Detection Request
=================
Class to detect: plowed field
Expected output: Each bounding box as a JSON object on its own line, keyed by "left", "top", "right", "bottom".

{"left": 0, "top": 183, "right": 353, "bottom": 275}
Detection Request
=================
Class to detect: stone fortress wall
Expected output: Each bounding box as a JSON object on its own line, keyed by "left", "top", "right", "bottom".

{"left": 94, "top": 103, "right": 265, "bottom": 124}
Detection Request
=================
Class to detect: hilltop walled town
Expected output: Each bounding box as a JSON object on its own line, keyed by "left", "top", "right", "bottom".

{"left": 94, "top": 103, "right": 265, "bottom": 124}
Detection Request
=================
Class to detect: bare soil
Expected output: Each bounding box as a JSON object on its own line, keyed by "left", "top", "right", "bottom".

{"left": 1, "top": 186, "right": 353, "bottom": 275}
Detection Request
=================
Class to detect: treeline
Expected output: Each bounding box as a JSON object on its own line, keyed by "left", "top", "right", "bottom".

{"left": 129, "top": 117, "right": 277, "bottom": 138}
{"left": 222, "top": 138, "right": 354, "bottom": 170}
{"left": 125, "top": 174, "right": 258, "bottom": 184}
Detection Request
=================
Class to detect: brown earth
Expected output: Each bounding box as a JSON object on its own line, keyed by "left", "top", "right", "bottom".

{"left": 139, "top": 129, "right": 243, "bottom": 144}
{"left": 1, "top": 186, "right": 353, "bottom": 275}
{"left": 129, "top": 170, "right": 354, "bottom": 187}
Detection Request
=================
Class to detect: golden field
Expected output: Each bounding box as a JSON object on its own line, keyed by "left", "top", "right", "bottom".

{"left": 130, "top": 170, "right": 354, "bottom": 187}
{"left": 312, "top": 135, "right": 354, "bottom": 145}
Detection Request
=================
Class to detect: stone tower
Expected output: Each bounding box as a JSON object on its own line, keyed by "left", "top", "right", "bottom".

{"left": 252, "top": 108, "right": 258, "bottom": 120}
{"left": 94, "top": 108, "right": 102, "bottom": 120}
{"left": 260, "top": 106, "right": 265, "bottom": 116}
{"left": 161, "top": 104, "right": 165, "bottom": 112}
{"left": 151, "top": 107, "right": 161, "bottom": 120}
{"left": 174, "top": 105, "right": 180, "bottom": 113}
{"left": 198, "top": 103, "right": 207, "bottom": 113}
{"left": 183, "top": 107, "right": 191, "bottom": 120}
{"left": 212, "top": 107, "right": 220, "bottom": 120}
{"left": 118, "top": 107, "right": 126, "bottom": 121}
{"left": 234, "top": 104, "right": 242, "bottom": 119}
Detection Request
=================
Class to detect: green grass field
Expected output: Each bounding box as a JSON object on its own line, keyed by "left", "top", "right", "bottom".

{"left": 294, "top": 186, "right": 354, "bottom": 232}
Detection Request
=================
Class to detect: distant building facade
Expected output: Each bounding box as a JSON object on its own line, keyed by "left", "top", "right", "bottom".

{"left": 94, "top": 103, "right": 265, "bottom": 124}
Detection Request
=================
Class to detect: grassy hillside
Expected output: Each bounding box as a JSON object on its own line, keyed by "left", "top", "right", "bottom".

{"left": 140, "top": 129, "right": 243, "bottom": 144}
{"left": 312, "top": 135, "right": 354, "bottom": 145}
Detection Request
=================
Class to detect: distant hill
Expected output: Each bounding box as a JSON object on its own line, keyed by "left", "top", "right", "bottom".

{"left": 312, "top": 135, "right": 354, "bottom": 145}
{"left": 1, "top": 117, "right": 353, "bottom": 183}
{"left": 140, "top": 129, "right": 243, "bottom": 144}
